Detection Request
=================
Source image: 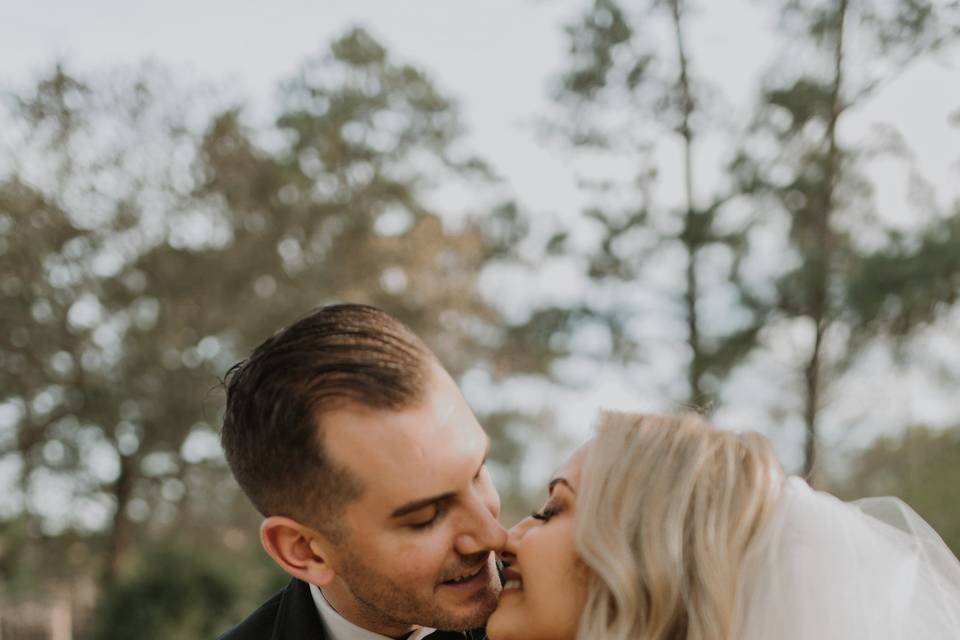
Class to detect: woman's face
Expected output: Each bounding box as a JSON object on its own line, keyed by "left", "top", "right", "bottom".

{"left": 486, "top": 444, "right": 590, "bottom": 640}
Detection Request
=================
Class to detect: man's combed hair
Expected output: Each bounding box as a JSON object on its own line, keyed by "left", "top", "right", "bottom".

{"left": 221, "top": 304, "right": 431, "bottom": 540}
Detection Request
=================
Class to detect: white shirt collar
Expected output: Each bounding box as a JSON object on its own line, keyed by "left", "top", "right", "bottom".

{"left": 309, "top": 583, "right": 438, "bottom": 640}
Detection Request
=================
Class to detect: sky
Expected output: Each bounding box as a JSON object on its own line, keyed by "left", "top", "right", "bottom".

{"left": 7, "top": 0, "right": 955, "bottom": 221}
{"left": 2, "top": 0, "right": 960, "bottom": 488}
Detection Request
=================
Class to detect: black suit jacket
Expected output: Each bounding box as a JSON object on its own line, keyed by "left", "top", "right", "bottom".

{"left": 217, "top": 578, "right": 486, "bottom": 640}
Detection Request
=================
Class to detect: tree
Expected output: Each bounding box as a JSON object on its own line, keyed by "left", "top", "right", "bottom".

{"left": 0, "top": 63, "right": 214, "bottom": 587}
{"left": 830, "top": 425, "right": 960, "bottom": 558}
{"left": 90, "top": 545, "right": 274, "bottom": 640}
{"left": 0, "top": 28, "right": 561, "bottom": 604}
{"left": 547, "top": 0, "right": 764, "bottom": 410}
{"left": 194, "top": 26, "right": 562, "bottom": 513}
{"left": 733, "top": 0, "right": 960, "bottom": 479}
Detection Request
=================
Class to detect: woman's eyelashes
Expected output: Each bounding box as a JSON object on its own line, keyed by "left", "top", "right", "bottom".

{"left": 531, "top": 501, "right": 563, "bottom": 523}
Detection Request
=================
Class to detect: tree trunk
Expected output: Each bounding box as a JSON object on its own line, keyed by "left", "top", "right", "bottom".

{"left": 803, "top": 0, "right": 848, "bottom": 483}
{"left": 669, "top": 0, "right": 706, "bottom": 408}
{"left": 103, "top": 454, "right": 134, "bottom": 587}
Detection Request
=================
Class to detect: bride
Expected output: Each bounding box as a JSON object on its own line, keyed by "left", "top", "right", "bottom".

{"left": 486, "top": 412, "right": 960, "bottom": 640}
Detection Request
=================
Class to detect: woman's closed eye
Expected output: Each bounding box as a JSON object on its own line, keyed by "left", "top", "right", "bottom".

{"left": 531, "top": 503, "right": 563, "bottom": 523}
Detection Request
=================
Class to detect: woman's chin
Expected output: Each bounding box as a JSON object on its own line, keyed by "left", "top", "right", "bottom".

{"left": 487, "top": 590, "right": 582, "bottom": 640}
{"left": 485, "top": 598, "right": 521, "bottom": 640}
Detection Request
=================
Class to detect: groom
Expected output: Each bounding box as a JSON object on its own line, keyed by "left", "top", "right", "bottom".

{"left": 217, "top": 304, "right": 506, "bottom": 640}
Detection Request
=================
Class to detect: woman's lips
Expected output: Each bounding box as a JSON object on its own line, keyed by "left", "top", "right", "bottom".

{"left": 501, "top": 567, "right": 523, "bottom": 592}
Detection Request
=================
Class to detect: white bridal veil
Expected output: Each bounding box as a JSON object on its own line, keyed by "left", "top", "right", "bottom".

{"left": 732, "top": 477, "right": 960, "bottom": 639}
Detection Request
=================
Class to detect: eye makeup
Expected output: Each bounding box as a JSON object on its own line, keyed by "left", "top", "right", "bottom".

{"left": 531, "top": 493, "right": 568, "bottom": 523}
{"left": 532, "top": 475, "right": 575, "bottom": 523}
{"left": 531, "top": 505, "right": 561, "bottom": 522}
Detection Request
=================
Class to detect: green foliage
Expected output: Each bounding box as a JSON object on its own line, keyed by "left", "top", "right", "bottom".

{"left": 847, "top": 213, "right": 960, "bottom": 339}
{"left": 831, "top": 426, "right": 960, "bottom": 558}
{"left": 2, "top": 10, "right": 958, "bottom": 630}
{"left": 0, "top": 27, "right": 563, "bottom": 607}
{"left": 560, "top": 0, "right": 635, "bottom": 99}
{"left": 734, "top": 0, "right": 960, "bottom": 476}
{"left": 551, "top": 0, "right": 763, "bottom": 410}
{"left": 330, "top": 27, "right": 387, "bottom": 66}
{"left": 765, "top": 80, "right": 835, "bottom": 132}
{"left": 548, "top": 0, "right": 960, "bottom": 477}
{"left": 90, "top": 547, "right": 257, "bottom": 640}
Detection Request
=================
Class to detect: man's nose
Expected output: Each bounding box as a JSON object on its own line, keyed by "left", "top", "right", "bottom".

{"left": 455, "top": 499, "right": 508, "bottom": 555}
{"left": 498, "top": 515, "right": 534, "bottom": 565}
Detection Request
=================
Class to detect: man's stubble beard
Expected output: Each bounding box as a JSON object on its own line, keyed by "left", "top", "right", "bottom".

{"left": 336, "top": 546, "right": 500, "bottom": 632}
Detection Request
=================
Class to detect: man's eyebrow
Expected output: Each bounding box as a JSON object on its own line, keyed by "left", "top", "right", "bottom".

{"left": 390, "top": 438, "right": 491, "bottom": 519}
{"left": 549, "top": 477, "right": 575, "bottom": 495}
{"left": 390, "top": 492, "right": 454, "bottom": 518}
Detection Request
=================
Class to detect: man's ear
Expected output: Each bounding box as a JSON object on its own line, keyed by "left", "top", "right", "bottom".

{"left": 260, "top": 516, "right": 337, "bottom": 587}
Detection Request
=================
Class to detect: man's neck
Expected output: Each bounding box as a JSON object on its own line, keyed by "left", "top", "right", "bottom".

{"left": 319, "top": 581, "right": 419, "bottom": 638}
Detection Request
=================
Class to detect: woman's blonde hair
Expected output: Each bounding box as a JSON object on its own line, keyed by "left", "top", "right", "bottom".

{"left": 574, "top": 412, "right": 784, "bottom": 640}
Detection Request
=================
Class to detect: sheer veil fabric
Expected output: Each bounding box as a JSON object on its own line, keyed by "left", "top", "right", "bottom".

{"left": 732, "top": 477, "right": 960, "bottom": 639}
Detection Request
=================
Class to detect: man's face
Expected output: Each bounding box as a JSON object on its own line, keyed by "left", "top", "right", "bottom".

{"left": 319, "top": 362, "right": 506, "bottom": 635}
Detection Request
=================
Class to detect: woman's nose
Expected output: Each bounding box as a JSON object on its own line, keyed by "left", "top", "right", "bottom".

{"left": 498, "top": 515, "right": 535, "bottom": 563}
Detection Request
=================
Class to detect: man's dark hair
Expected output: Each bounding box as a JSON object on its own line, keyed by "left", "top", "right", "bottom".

{"left": 221, "top": 303, "right": 432, "bottom": 540}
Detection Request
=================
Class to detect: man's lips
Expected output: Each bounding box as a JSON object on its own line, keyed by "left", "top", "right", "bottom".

{"left": 440, "top": 562, "right": 488, "bottom": 589}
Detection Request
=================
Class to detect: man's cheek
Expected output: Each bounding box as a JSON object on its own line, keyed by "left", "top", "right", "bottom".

{"left": 389, "top": 534, "right": 451, "bottom": 583}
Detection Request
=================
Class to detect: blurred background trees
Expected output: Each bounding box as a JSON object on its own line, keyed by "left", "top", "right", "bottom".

{"left": 1, "top": 5, "right": 959, "bottom": 638}
{"left": 832, "top": 424, "right": 960, "bottom": 555}
{"left": 0, "top": 29, "right": 566, "bottom": 636}
{"left": 545, "top": 0, "right": 960, "bottom": 480}
{"left": 548, "top": 0, "right": 764, "bottom": 413}
{"left": 732, "top": 0, "right": 960, "bottom": 481}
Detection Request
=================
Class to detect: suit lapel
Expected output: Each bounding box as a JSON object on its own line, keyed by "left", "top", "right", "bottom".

{"left": 430, "top": 631, "right": 486, "bottom": 640}
{"left": 271, "top": 578, "right": 328, "bottom": 639}
{"left": 267, "top": 579, "right": 486, "bottom": 640}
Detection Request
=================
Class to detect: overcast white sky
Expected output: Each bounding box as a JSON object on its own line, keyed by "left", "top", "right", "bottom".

{"left": 3, "top": 1, "right": 960, "bottom": 485}
{"left": 6, "top": 1, "right": 957, "bottom": 219}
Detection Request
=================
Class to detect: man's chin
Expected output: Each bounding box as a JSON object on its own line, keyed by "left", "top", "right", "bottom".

{"left": 433, "top": 579, "right": 500, "bottom": 630}
{"left": 431, "top": 599, "right": 498, "bottom": 633}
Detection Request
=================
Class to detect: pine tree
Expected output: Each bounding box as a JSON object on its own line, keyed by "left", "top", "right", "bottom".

{"left": 733, "top": 0, "right": 959, "bottom": 479}
{"left": 549, "top": 0, "right": 764, "bottom": 410}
